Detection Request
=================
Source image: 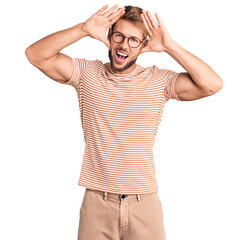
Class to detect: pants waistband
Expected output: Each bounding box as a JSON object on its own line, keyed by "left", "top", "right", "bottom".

{"left": 86, "top": 188, "right": 157, "bottom": 202}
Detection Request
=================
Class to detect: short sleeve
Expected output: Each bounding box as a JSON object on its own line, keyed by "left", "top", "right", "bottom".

{"left": 63, "top": 57, "right": 86, "bottom": 94}
{"left": 151, "top": 65, "right": 182, "bottom": 102}
{"left": 164, "top": 70, "right": 182, "bottom": 101}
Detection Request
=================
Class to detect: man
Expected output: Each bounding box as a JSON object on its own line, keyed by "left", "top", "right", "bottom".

{"left": 25, "top": 4, "right": 223, "bottom": 240}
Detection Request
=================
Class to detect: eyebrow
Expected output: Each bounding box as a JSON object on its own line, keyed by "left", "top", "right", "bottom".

{"left": 115, "top": 31, "right": 141, "bottom": 40}
{"left": 114, "top": 31, "right": 140, "bottom": 41}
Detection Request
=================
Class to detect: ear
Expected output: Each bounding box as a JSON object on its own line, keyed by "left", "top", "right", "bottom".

{"left": 142, "top": 39, "right": 149, "bottom": 48}
{"left": 138, "top": 39, "right": 149, "bottom": 55}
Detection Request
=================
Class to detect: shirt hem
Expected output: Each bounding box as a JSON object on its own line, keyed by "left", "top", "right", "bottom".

{"left": 78, "top": 182, "right": 158, "bottom": 194}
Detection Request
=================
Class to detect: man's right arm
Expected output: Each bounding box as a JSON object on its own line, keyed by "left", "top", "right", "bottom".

{"left": 25, "top": 4, "right": 125, "bottom": 84}
{"left": 25, "top": 23, "right": 88, "bottom": 84}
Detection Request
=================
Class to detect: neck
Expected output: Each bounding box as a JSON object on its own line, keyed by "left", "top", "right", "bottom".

{"left": 110, "top": 62, "right": 137, "bottom": 75}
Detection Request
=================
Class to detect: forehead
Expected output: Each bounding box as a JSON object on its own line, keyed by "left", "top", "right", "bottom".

{"left": 113, "top": 19, "right": 144, "bottom": 40}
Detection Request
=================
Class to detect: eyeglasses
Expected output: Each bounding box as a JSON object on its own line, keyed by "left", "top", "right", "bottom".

{"left": 111, "top": 32, "right": 146, "bottom": 48}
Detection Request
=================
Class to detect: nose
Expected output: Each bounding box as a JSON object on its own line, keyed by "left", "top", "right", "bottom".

{"left": 119, "top": 37, "right": 129, "bottom": 49}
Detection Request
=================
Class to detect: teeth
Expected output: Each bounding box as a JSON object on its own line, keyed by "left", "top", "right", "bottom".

{"left": 117, "top": 51, "right": 128, "bottom": 57}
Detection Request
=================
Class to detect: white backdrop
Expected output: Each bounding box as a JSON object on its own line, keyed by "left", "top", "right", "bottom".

{"left": 1, "top": 0, "right": 247, "bottom": 239}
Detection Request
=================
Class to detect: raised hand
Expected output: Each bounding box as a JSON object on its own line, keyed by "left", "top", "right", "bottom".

{"left": 82, "top": 4, "right": 125, "bottom": 49}
{"left": 140, "top": 10, "right": 174, "bottom": 54}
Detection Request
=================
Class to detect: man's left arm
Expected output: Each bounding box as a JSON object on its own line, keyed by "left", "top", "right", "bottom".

{"left": 164, "top": 41, "right": 223, "bottom": 101}
{"left": 140, "top": 10, "right": 223, "bottom": 101}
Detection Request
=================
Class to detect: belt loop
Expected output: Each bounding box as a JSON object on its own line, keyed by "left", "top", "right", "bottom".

{"left": 104, "top": 192, "right": 108, "bottom": 201}
{"left": 137, "top": 194, "right": 141, "bottom": 201}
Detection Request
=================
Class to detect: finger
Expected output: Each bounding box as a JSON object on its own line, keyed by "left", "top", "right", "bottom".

{"left": 155, "top": 12, "right": 165, "bottom": 28}
{"left": 109, "top": 7, "right": 125, "bottom": 22}
{"left": 142, "top": 11, "right": 153, "bottom": 32}
{"left": 146, "top": 10, "right": 159, "bottom": 28}
{"left": 109, "top": 10, "right": 125, "bottom": 25}
{"left": 102, "top": 4, "right": 119, "bottom": 17}
{"left": 141, "top": 13, "right": 152, "bottom": 36}
{"left": 94, "top": 4, "right": 109, "bottom": 16}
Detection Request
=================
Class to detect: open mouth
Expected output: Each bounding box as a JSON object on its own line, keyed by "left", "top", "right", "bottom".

{"left": 115, "top": 51, "right": 128, "bottom": 64}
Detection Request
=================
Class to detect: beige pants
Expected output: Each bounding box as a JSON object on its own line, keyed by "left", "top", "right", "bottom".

{"left": 77, "top": 188, "right": 166, "bottom": 240}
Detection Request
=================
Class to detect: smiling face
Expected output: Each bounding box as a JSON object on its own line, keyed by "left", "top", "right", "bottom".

{"left": 108, "top": 19, "right": 148, "bottom": 74}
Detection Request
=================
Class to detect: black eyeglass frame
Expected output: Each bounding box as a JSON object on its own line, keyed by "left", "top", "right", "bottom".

{"left": 111, "top": 31, "right": 147, "bottom": 48}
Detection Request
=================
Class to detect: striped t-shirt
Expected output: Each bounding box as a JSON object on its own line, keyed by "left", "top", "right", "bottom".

{"left": 63, "top": 57, "right": 181, "bottom": 194}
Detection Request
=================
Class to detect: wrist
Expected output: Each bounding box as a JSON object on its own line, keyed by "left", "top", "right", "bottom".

{"left": 80, "top": 22, "right": 90, "bottom": 37}
{"left": 163, "top": 39, "right": 178, "bottom": 53}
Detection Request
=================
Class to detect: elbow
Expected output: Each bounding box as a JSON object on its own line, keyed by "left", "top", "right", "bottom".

{"left": 25, "top": 46, "right": 41, "bottom": 66}
{"left": 25, "top": 46, "right": 34, "bottom": 63}
{"left": 209, "top": 77, "right": 223, "bottom": 95}
{"left": 25, "top": 46, "right": 30, "bottom": 56}
{"left": 25, "top": 47, "right": 30, "bottom": 58}
{"left": 25, "top": 45, "right": 50, "bottom": 67}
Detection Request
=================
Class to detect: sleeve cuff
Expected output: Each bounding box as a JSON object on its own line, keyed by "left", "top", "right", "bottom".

{"left": 171, "top": 72, "right": 182, "bottom": 101}
{"left": 165, "top": 71, "right": 182, "bottom": 101}
{"left": 64, "top": 57, "right": 77, "bottom": 86}
{"left": 63, "top": 57, "right": 82, "bottom": 95}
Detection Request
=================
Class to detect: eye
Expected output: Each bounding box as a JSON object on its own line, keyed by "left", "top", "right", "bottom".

{"left": 130, "top": 37, "right": 138, "bottom": 43}
{"left": 116, "top": 33, "right": 123, "bottom": 38}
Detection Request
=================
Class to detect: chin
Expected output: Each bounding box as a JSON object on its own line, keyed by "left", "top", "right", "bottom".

{"left": 108, "top": 50, "right": 137, "bottom": 73}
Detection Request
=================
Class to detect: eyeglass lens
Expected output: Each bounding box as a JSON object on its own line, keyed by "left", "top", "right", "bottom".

{"left": 112, "top": 33, "right": 140, "bottom": 48}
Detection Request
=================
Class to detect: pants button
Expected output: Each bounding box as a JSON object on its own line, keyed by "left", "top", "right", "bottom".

{"left": 120, "top": 194, "right": 128, "bottom": 199}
